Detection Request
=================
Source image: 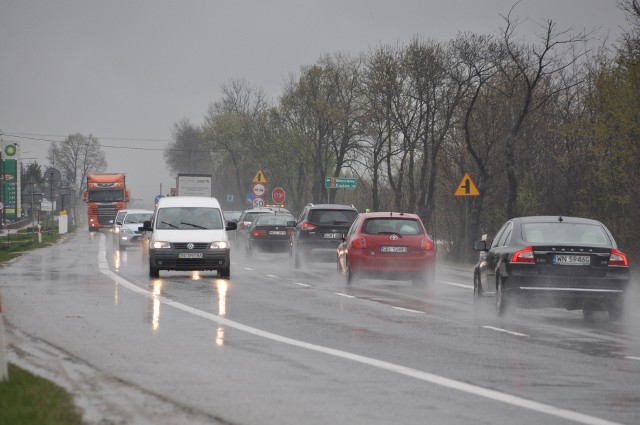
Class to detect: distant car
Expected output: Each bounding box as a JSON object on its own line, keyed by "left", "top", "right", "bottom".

{"left": 236, "top": 208, "right": 276, "bottom": 243}
{"left": 337, "top": 212, "right": 436, "bottom": 285}
{"left": 223, "top": 210, "right": 242, "bottom": 223}
{"left": 112, "top": 209, "right": 130, "bottom": 242}
{"left": 290, "top": 203, "right": 358, "bottom": 268}
{"left": 117, "top": 209, "right": 153, "bottom": 250}
{"left": 245, "top": 213, "right": 295, "bottom": 257}
{"left": 473, "top": 216, "right": 630, "bottom": 320}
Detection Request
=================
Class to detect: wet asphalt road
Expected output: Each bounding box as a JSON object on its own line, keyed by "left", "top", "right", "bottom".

{"left": 1, "top": 229, "right": 640, "bottom": 425}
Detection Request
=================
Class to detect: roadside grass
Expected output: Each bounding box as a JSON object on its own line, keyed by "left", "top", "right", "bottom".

{"left": 1, "top": 225, "right": 85, "bottom": 425}
{"left": 0, "top": 364, "right": 84, "bottom": 425}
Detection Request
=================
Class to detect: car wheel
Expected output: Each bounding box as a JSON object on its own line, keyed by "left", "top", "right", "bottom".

{"left": 346, "top": 260, "right": 358, "bottom": 285}
{"left": 473, "top": 272, "right": 482, "bottom": 303}
{"left": 219, "top": 267, "right": 231, "bottom": 279}
{"left": 608, "top": 301, "right": 623, "bottom": 321}
{"left": 582, "top": 307, "right": 595, "bottom": 321}
{"left": 496, "top": 277, "right": 509, "bottom": 317}
{"left": 149, "top": 262, "right": 160, "bottom": 278}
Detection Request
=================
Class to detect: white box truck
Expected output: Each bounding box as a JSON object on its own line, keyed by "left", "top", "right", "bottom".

{"left": 176, "top": 174, "right": 212, "bottom": 197}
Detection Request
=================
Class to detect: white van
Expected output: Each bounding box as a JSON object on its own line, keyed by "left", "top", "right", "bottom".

{"left": 141, "top": 196, "right": 237, "bottom": 278}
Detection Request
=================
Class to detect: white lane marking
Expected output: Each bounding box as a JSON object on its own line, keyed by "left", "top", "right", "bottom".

{"left": 98, "top": 236, "right": 622, "bottom": 425}
{"left": 243, "top": 267, "right": 255, "bottom": 271}
{"left": 333, "top": 292, "right": 356, "bottom": 299}
{"left": 391, "top": 307, "right": 424, "bottom": 314}
{"left": 265, "top": 274, "right": 278, "bottom": 278}
{"left": 441, "top": 280, "right": 473, "bottom": 290}
{"left": 482, "top": 326, "right": 529, "bottom": 338}
{"left": 294, "top": 282, "right": 311, "bottom": 288}
{"left": 625, "top": 356, "right": 640, "bottom": 362}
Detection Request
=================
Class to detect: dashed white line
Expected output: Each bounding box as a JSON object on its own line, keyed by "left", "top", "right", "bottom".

{"left": 265, "top": 274, "right": 278, "bottom": 278}
{"left": 482, "top": 326, "right": 529, "bottom": 337}
{"left": 391, "top": 306, "right": 425, "bottom": 314}
{"left": 243, "top": 267, "right": 255, "bottom": 271}
{"left": 625, "top": 356, "right": 640, "bottom": 362}
{"left": 294, "top": 282, "right": 311, "bottom": 288}
{"left": 442, "top": 280, "right": 473, "bottom": 290}
{"left": 333, "top": 292, "right": 356, "bottom": 299}
{"left": 98, "top": 236, "right": 623, "bottom": 425}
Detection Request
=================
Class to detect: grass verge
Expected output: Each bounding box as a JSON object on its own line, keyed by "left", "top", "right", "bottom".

{"left": 1, "top": 226, "right": 85, "bottom": 425}
{"left": 0, "top": 364, "right": 84, "bottom": 425}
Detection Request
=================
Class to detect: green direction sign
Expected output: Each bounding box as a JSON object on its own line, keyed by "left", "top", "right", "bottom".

{"left": 325, "top": 177, "right": 357, "bottom": 189}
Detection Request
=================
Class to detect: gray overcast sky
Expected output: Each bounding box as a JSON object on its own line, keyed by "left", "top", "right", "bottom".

{"left": 0, "top": 0, "right": 630, "bottom": 207}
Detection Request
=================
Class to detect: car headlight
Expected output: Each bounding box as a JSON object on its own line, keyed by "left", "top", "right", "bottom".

{"left": 210, "top": 241, "right": 229, "bottom": 250}
{"left": 153, "top": 241, "right": 171, "bottom": 249}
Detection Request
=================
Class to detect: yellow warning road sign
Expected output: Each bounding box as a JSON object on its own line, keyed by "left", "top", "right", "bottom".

{"left": 454, "top": 173, "right": 480, "bottom": 196}
{"left": 252, "top": 170, "right": 267, "bottom": 184}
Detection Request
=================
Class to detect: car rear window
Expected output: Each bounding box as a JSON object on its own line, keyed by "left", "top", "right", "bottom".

{"left": 255, "top": 215, "right": 294, "bottom": 226}
{"left": 363, "top": 218, "right": 423, "bottom": 236}
{"left": 245, "top": 211, "right": 273, "bottom": 222}
{"left": 522, "top": 222, "right": 610, "bottom": 245}
{"left": 308, "top": 209, "right": 357, "bottom": 225}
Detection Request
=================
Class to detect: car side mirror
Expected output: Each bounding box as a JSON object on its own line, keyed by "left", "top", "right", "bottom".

{"left": 139, "top": 220, "right": 153, "bottom": 232}
{"left": 473, "top": 240, "right": 487, "bottom": 251}
{"left": 226, "top": 221, "right": 238, "bottom": 231}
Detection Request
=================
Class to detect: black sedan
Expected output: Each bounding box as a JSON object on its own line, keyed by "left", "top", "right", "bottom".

{"left": 245, "top": 213, "right": 295, "bottom": 257}
{"left": 473, "top": 216, "right": 629, "bottom": 320}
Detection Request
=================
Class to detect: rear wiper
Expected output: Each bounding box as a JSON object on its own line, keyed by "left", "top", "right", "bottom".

{"left": 378, "top": 231, "right": 402, "bottom": 237}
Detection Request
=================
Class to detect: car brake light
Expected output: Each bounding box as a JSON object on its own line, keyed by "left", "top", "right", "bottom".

{"left": 252, "top": 229, "right": 266, "bottom": 237}
{"left": 352, "top": 237, "right": 367, "bottom": 249}
{"left": 301, "top": 222, "right": 317, "bottom": 230}
{"left": 421, "top": 237, "right": 433, "bottom": 250}
{"left": 511, "top": 246, "right": 535, "bottom": 264}
{"left": 609, "top": 248, "right": 628, "bottom": 267}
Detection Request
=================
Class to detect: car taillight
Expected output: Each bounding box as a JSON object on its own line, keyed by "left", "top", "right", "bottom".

{"left": 511, "top": 246, "right": 535, "bottom": 264}
{"left": 252, "top": 229, "right": 266, "bottom": 237}
{"left": 421, "top": 237, "right": 434, "bottom": 250}
{"left": 301, "top": 222, "right": 317, "bottom": 230}
{"left": 352, "top": 237, "right": 367, "bottom": 249}
{"left": 609, "top": 248, "right": 628, "bottom": 267}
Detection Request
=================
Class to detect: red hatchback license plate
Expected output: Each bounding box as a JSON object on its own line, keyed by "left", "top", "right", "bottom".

{"left": 381, "top": 246, "right": 408, "bottom": 253}
{"left": 553, "top": 254, "right": 590, "bottom": 265}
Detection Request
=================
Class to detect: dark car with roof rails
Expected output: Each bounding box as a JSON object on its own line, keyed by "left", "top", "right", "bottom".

{"left": 473, "top": 215, "right": 630, "bottom": 320}
{"left": 289, "top": 203, "right": 358, "bottom": 268}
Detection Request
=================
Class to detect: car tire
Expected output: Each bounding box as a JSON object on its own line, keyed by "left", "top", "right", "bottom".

{"left": 346, "top": 260, "right": 358, "bottom": 285}
{"left": 473, "top": 272, "right": 482, "bottom": 303}
{"left": 496, "top": 277, "right": 509, "bottom": 317}
{"left": 149, "top": 262, "right": 160, "bottom": 278}
{"left": 608, "top": 302, "right": 623, "bottom": 321}
{"left": 219, "top": 267, "right": 231, "bottom": 279}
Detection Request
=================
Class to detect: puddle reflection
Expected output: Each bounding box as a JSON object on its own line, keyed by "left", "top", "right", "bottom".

{"left": 216, "top": 279, "right": 228, "bottom": 346}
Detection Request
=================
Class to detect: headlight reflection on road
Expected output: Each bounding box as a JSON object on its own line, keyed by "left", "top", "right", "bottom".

{"left": 152, "top": 279, "right": 163, "bottom": 332}
{"left": 215, "top": 279, "right": 229, "bottom": 346}
{"left": 114, "top": 250, "right": 121, "bottom": 271}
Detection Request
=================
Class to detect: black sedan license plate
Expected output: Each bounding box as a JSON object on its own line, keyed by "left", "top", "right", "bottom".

{"left": 323, "top": 233, "right": 341, "bottom": 239}
{"left": 269, "top": 230, "right": 286, "bottom": 236}
{"left": 178, "top": 252, "right": 203, "bottom": 259}
{"left": 553, "top": 254, "right": 590, "bottom": 265}
{"left": 381, "top": 246, "right": 408, "bottom": 253}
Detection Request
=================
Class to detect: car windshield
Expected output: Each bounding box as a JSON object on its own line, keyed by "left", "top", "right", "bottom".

{"left": 363, "top": 218, "right": 423, "bottom": 235}
{"left": 124, "top": 213, "right": 152, "bottom": 224}
{"left": 156, "top": 207, "right": 223, "bottom": 230}
{"left": 522, "top": 222, "right": 611, "bottom": 245}
{"left": 308, "top": 209, "right": 357, "bottom": 226}
{"left": 88, "top": 189, "right": 124, "bottom": 202}
{"left": 254, "top": 214, "right": 294, "bottom": 226}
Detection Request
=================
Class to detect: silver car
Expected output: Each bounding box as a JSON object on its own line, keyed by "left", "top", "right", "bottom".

{"left": 117, "top": 209, "right": 153, "bottom": 250}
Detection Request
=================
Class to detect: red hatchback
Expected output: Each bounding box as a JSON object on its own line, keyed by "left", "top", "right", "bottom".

{"left": 337, "top": 212, "right": 436, "bottom": 285}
